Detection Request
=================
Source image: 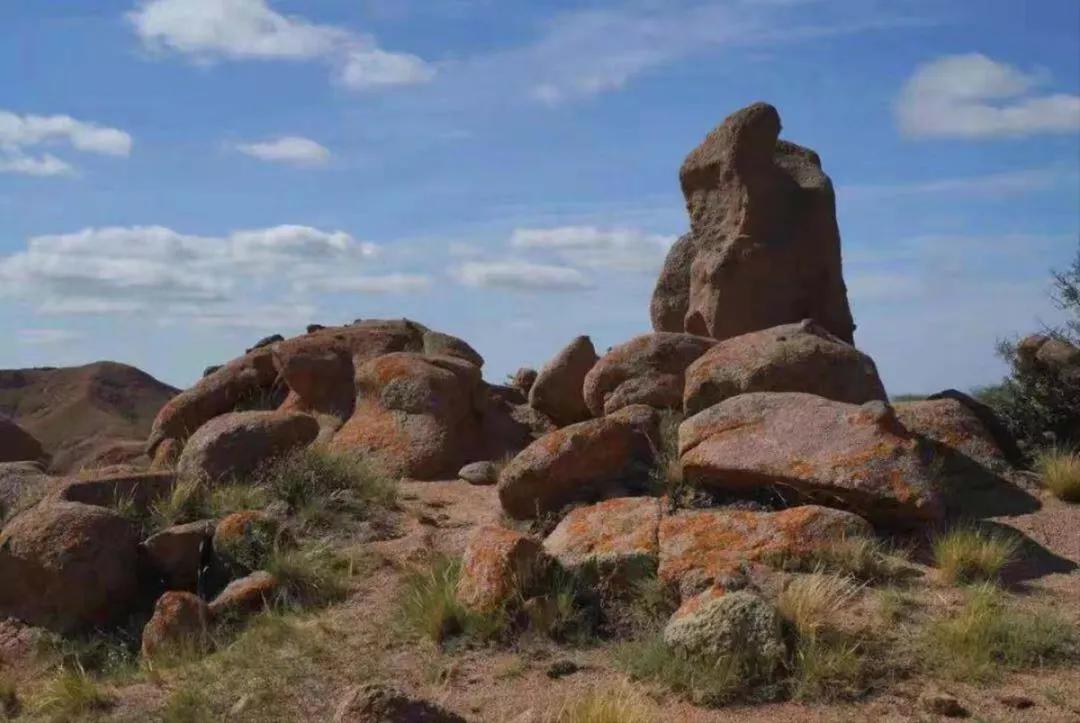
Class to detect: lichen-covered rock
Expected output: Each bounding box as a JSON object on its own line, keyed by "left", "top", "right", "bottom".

{"left": 208, "top": 571, "right": 279, "bottom": 620}
{"left": 497, "top": 406, "right": 658, "bottom": 520}
{"left": 512, "top": 367, "right": 538, "bottom": 395}
{"left": 680, "top": 393, "right": 941, "bottom": 526}
{"left": 542, "top": 497, "right": 660, "bottom": 582}
{"left": 658, "top": 102, "right": 855, "bottom": 343}
{"left": 0, "top": 417, "right": 46, "bottom": 465}
{"left": 143, "top": 520, "right": 215, "bottom": 592}
{"left": 0, "top": 461, "right": 53, "bottom": 522}
{"left": 0, "top": 501, "right": 140, "bottom": 633}
{"left": 141, "top": 591, "right": 209, "bottom": 659}
{"left": 457, "top": 526, "right": 547, "bottom": 612}
{"left": 583, "top": 332, "right": 715, "bottom": 416}
{"left": 458, "top": 461, "right": 498, "bottom": 486}
{"left": 54, "top": 470, "right": 175, "bottom": 514}
{"left": 895, "top": 398, "right": 1009, "bottom": 472}
{"left": 333, "top": 683, "right": 467, "bottom": 723}
{"left": 658, "top": 505, "right": 873, "bottom": 598}
{"left": 926, "top": 389, "right": 1023, "bottom": 466}
{"left": 178, "top": 410, "right": 319, "bottom": 483}
{"left": 663, "top": 589, "right": 786, "bottom": 670}
{"left": 529, "top": 335, "right": 598, "bottom": 426}
{"left": 212, "top": 510, "right": 281, "bottom": 576}
{"left": 683, "top": 320, "right": 885, "bottom": 416}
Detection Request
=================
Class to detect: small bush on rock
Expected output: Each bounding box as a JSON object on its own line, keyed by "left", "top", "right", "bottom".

{"left": 1036, "top": 447, "right": 1080, "bottom": 503}
{"left": 932, "top": 526, "right": 1019, "bottom": 585}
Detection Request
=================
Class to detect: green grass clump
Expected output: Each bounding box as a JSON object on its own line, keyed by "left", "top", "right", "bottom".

{"left": 264, "top": 542, "right": 367, "bottom": 610}
{"left": 789, "top": 636, "right": 864, "bottom": 701}
{"left": 921, "top": 584, "right": 1077, "bottom": 681}
{"left": 31, "top": 665, "right": 113, "bottom": 720}
{"left": 1036, "top": 447, "right": 1080, "bottom": 503}
{"left": 160, "top": 686, "right": 211, "bottom": 723}
{"left": 780, "top": 537, "right": 910, "bottom": 584}
{"left": 932, "top": 526, "right": 1020, "bottom": 584}
{"left": 397, "top": 556, "right": 508, "bottom": 645}
{"left": 553, "top": 684, "right": 656, "bottom": 723}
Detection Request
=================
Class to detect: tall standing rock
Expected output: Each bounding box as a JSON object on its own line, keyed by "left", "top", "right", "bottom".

{"left": 652, "top": 102, "right": 855, "bottom": 343}
{"left": 529, "top": 335, "right": 598, "bottom": 426}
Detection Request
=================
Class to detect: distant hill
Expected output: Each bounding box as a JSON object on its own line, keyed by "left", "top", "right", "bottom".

{"left": 0, "top": 362, "right": 178, "bottom": 473}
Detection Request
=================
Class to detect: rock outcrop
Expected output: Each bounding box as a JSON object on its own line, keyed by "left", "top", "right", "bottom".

{"left": 652, "top": 102, "right": 855, "bottom": 343}
{"left": 542, "top": 496, "right": 661, "bottom": 582}
{"left": 683, "top": 320, "right": 885, "bottom": 416}
{"left": 178, "top": 410, "right": 319, "bottom": 483}
{"left": 583, "top": 333, "right": 715, "bottom": 416}
{"left": 680, "top": 394, "right": 941, "bottom": 526}
{"left": 529, "top": 336, "right": 598, "bottom": 426}
{"left": 143, "top": 520, "right": 215, "bottom": 592}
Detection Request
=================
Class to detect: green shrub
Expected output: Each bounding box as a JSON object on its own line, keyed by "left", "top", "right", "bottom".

{"left": 1036, "top": 447, "right": 1080, "bottom": 503}
{"left": 30, "top": 665, "right": 112, "bottom": 719}
{"left": 397, "top": 556, "right": 508, "bottom": 645}
{"left": 932, "top": 526, "right": 1020, "bottom": 585}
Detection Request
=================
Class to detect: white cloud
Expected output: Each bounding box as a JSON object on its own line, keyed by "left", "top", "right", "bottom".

{"left": 510, "top": 226, "right": 676, "bottom": 272}
{"left": 453, "top": 260, "right": 593, "bottom": 291}
{"left": 235, "top": 136, "right": 330, "bottom": 166}
{"left": 17, "top": 329, "right": 86, "bottom": 346}
{"left": 127, "top": 0, "right": 434, "bottom": 91}
{"left": 0, "top": 110, "right": 132, "bottom": 176}
{"left": 298, "top": 273, "right": 432, "bottom": 294}
{"left": 896, "top": 53, "right": 1080, "bottom": 138}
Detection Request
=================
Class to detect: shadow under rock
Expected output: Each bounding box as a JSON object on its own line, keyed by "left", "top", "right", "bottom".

{"left": 933, "top": 447, "right": 1041, "bottom": 519}
{"left": 978, "top": 520, "right": 1079, "bottom": 584}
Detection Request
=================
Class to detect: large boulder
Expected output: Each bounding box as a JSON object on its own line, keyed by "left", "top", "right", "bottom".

{"left": 683, "top": 320, "right": 885, "bottom": 416}
{"left": 680, "top": 393, "right": 941, "bottom": 526}
{"left": 456, "top": 526, "right": 548, "bottom": 613}
{"left": 330, "top": 353, "right": 482, "bottom": 479}
{"left": 0, "top": 462, "right": 53, "bottom": 522}
{"left": 0, "top": 417, "right": 46, "bottom": 465}
{"left": 894, "top": 398, "right": 1010, "bottom": 473}
{"left": 497, "top": 405, "right": 659, "bottom": 519}
{"left": 658, "top": 505, "right": 872, "bottom": 598}
{"left": 529, "top": 335, "right": 598, "bottom": 426}
{"left": 663, "top": 589, "right": 786, "bottom": 671}
{"left": 177, "top": 410, "right": 319, "bottom": 483}
{"left": 655, "top": 102, "right": 855, "bottom": 343}
{"left": 583, "top": 333, "right": 716, "bottom": 416}
{"left": 53, "top": 470, "right": 175, "bottom": 514}
{"left": 542, "top": 496, "right": 661, "bottom": 583}
{"left": 0, "top": 501, "right": 140, "bottom": 632}
{"left": 143, "top": 520, "right": 215, "bottom": 592}
{"left": 208, "top": 571, "right": 279, "bottom": 620}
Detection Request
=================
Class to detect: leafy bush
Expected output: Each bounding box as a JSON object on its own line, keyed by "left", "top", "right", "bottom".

{"left": 1036, "top": 447, "right": 1080, "bottom": 503}
{"left": 932, "top": 526, "right": 1019, "bottom": 585}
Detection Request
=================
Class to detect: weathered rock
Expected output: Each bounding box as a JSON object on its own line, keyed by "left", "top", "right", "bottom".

{"left": 926, "top": 389, "right": 1023, "bottom": 466}
{"left": 457, "top": 526, "right": 547, "bottom": 612}
{"left": 662, "top": 102, "right": 855, "bottom": 343}
{"left": 475, "top": 383, "right": 555, "bottom": 462}
{"left": 0, "top": 501, "right": 140, "bottom": 632}
{"left": 0, "top": 417, "right": 46, "bottom": 465}
{"left": 650, "top": 232, "right": 697, "bottom": 333}
{"left": 684, "top": 321, "right": 885, "bottom": 416}
{"left": 583, "top": 333, "right": 715, "bottom": 416}
{"left": 178, "top": 410, "right": 319, "bottom": 483}
{"left": 0, "top": 461, "right": 53, "bottom": 521}
{"left": 680, "top": 393, "right": 941, "bottom": 526}
{"left": 212, "top": 510, "right": 281, "bottom": 576}
{"left": 458, "top": 461, "right": 498, "bottom": 486}
{"left": 1017, "top": 334, "right": 1080, "bottom": 383}
{"left": 141, "top": 591, "right": 209, "bottom": 659}
{"left": 143, "top": 520, "right": 215, "bottom": 592}
{"left": 919, "top": 691, "right": 968, "bottom": 718}
{"left": 497, "top": 406, "right": 658, "bottom": 519}
{"left": 542, "top": 497, "right": 660, "bottom": 582}
{"left": 247, "top": 334, "right": 284, "bottom": 352}
{"left": 895, "top": 398, "right": 1009, "bottom": 472}
{"left": 663, "top": 589, "right": 786, "bottom": 670}
{"left": 333, "top": 683, "right": 467, "bottom": 723}
{"left": 330, "top": 353, "right": 482, "bottom": 479}
{"left": 208, "top": 571, "right": 279, "bottom": 620}
{"left": 54, "top": 470, "right": 175, "bottom": 514}
{"left": 511, "top": 367, "right": 538, "bottom": 395}
{"left": 658, "top": 505, "right": 873, "bottom": 598}
{"left": 529, "top": 336, "right": 598, "bottom": 426}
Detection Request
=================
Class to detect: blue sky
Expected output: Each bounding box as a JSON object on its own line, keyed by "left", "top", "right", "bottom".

{"left": 1, "top": 0, "right": 1078, "bottom": 394}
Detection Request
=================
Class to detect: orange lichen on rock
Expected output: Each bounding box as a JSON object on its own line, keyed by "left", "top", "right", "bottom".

{"left": 456, "top": 525, "right": 548, "bottom": 612}
{"left": 543, "top": 497, "right": 661, "bottom": 580}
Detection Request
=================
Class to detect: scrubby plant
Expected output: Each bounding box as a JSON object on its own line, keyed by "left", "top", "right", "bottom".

{"left": 31, "top": 665, "right": 113, "bottom": 719}
{"left": 553, "top": 684, "right": 656, "bottom": 723}
{"left": 264, "top": 541, "right": 366, "bottom": 610}
{"left": 776, "top": 573, "right": 860, "bottom": 640}
{"left": 932, "top": 525, "right": 1020, "bottom": 585}
{"left": 921, "top": 584, "right": 1077, "bottom": 681}
{"left": 1036, "top": 447, "right": 1080, "bottom": 503}
{"left": 649, "top": 409, "right": 684, "bottom": 499}
{"left": 397, "top": 556, "right": 509, "bottom": 645}
{"left": 149, "top": 476, "right": 211, "bottom": 528}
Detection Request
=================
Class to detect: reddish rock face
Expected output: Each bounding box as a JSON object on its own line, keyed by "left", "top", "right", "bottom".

{"left": 895, "top": 398, "right": 1009, "bottom": 472}
{"left": 141, "top": 591, "right": 209, "bottom": 659}
{"left": 143, "top": 519, "right": 215, "bottom": 592}
{"left": 0, "top": 418, "right": 47, "bottom": 465}
{"left": 583, "top": 333, "right": 716, "bottom": 417}
{"left": 658, "top": 505, "right": 872, "bottom": 598}
{"left": 497, "top": 407, "right": 658, "bottom": 520}
{"left": 54, "top": 470, "right": 176, "bottom": 514}
{"left": 542, "top": 496, "right": 660, "bottom": 581}
{"left": 680, "top": 393, "right": 941, "bottom": 527}
{"left": 212, "top": 510, "right": 280, "bottom": 576}
{"left": 177, "top": 410, "right": 319, "bottom": 483}
{"left": 208, "top": 571, "right": 279, "bottom": 620}
{"left": 0, "top": 501, "right": 140, "bottom": 633}
{"left": 683, "top": 321, "right": 886, "bottom": 416}
{"left": 529, "top": 335, "right": 598, "bottom": 426}
{"left": 654, "top": 102, "right": 855, "bottom": 343}
{"left": 456, "top": 526, "right": 547, "bottom": 613}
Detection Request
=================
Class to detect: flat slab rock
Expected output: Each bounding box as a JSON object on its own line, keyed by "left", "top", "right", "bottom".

{"left": 680, "top": 392, "right": 942, "bottom": 527}
{"left": 543, "top": 496, "right": 661, "bottom": 580}
{"left": 658, "top": 505, "right": 872, "bottom": 598}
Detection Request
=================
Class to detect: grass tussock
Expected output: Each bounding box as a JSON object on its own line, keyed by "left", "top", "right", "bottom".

{"left": 552, "top": 684, "right": 656, "bottom": 723}
{"left": 30, "top": 665, "right": 113, "bottom": 720}
{"left": 932, "top": 526, "right": 1020, "bottom": 585}
{"left": 650, "top": 410, "right": 684, "bottom": 500}
{"left": 789, "top": 636, "right": 864, "bottom": 701}
{"left": 776, "top": 537, "right": 911, "bottom": 584}
{"left": 921, "top": 584, "right": 1077, "bottom": 681}
{"left": 264, "top": 542, "right": 368, "bottom": 610}
{"left": 1036, "top": 447, "right": 1080, "bottom": 503}
{"left": 397, "top": 556, "right": 509, "bottom": 645}
{"left": 776, "top": 573, "right": 861, "bottom": 640}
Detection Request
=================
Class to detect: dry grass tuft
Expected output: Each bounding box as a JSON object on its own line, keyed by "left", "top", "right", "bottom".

{"left": 397, "top": 556, "right": 508, "bottom": 645}
{"left": 932, "top": 526, "right": 1020, "bottom": 585}
{"left": 30, "top": 665, "right": 113, "bottom": 720}
{"left": 776, "top": 573, "right": 861, "bottom": 640}
{"left": 552, "top": 683, "right": 656, "bottom": 723}
{"left": 1036, "top": 447, "right": 1080, "bottom": 503}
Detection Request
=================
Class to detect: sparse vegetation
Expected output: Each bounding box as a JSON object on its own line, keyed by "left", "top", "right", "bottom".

{"left": 649, "top": 409, "right": 684, "bottom": 501}
{"left": 0, "top": 674, "right": 19, "bottom": 720}
{"left": 789, "top": 636, "right": 864, "bottom": 701}
{"left": 552, "top": 684, "right": 655, "bottom": 723}
{"left": 264, "top": 541, "right": 367, "bottom": 610}
{"left": 1036, "top": 447, "right": 1080, "bottom": 502}
{"left": 30, "top": 665, "right": 113, "bottom": 720}
{"left": 776, "top": 573, "right": 860, "bottom": 640}
{"left": 932, "top": 525, "right": 1020, "bottom": 585}
{"left": 921, "top": 584, "right": 1077, "bottom": 681}
{"left": 767, "top": 537, "right": 910, "bottom": 584}
{"left": 397, "top": 556, "right": 509, "bottom": 645}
